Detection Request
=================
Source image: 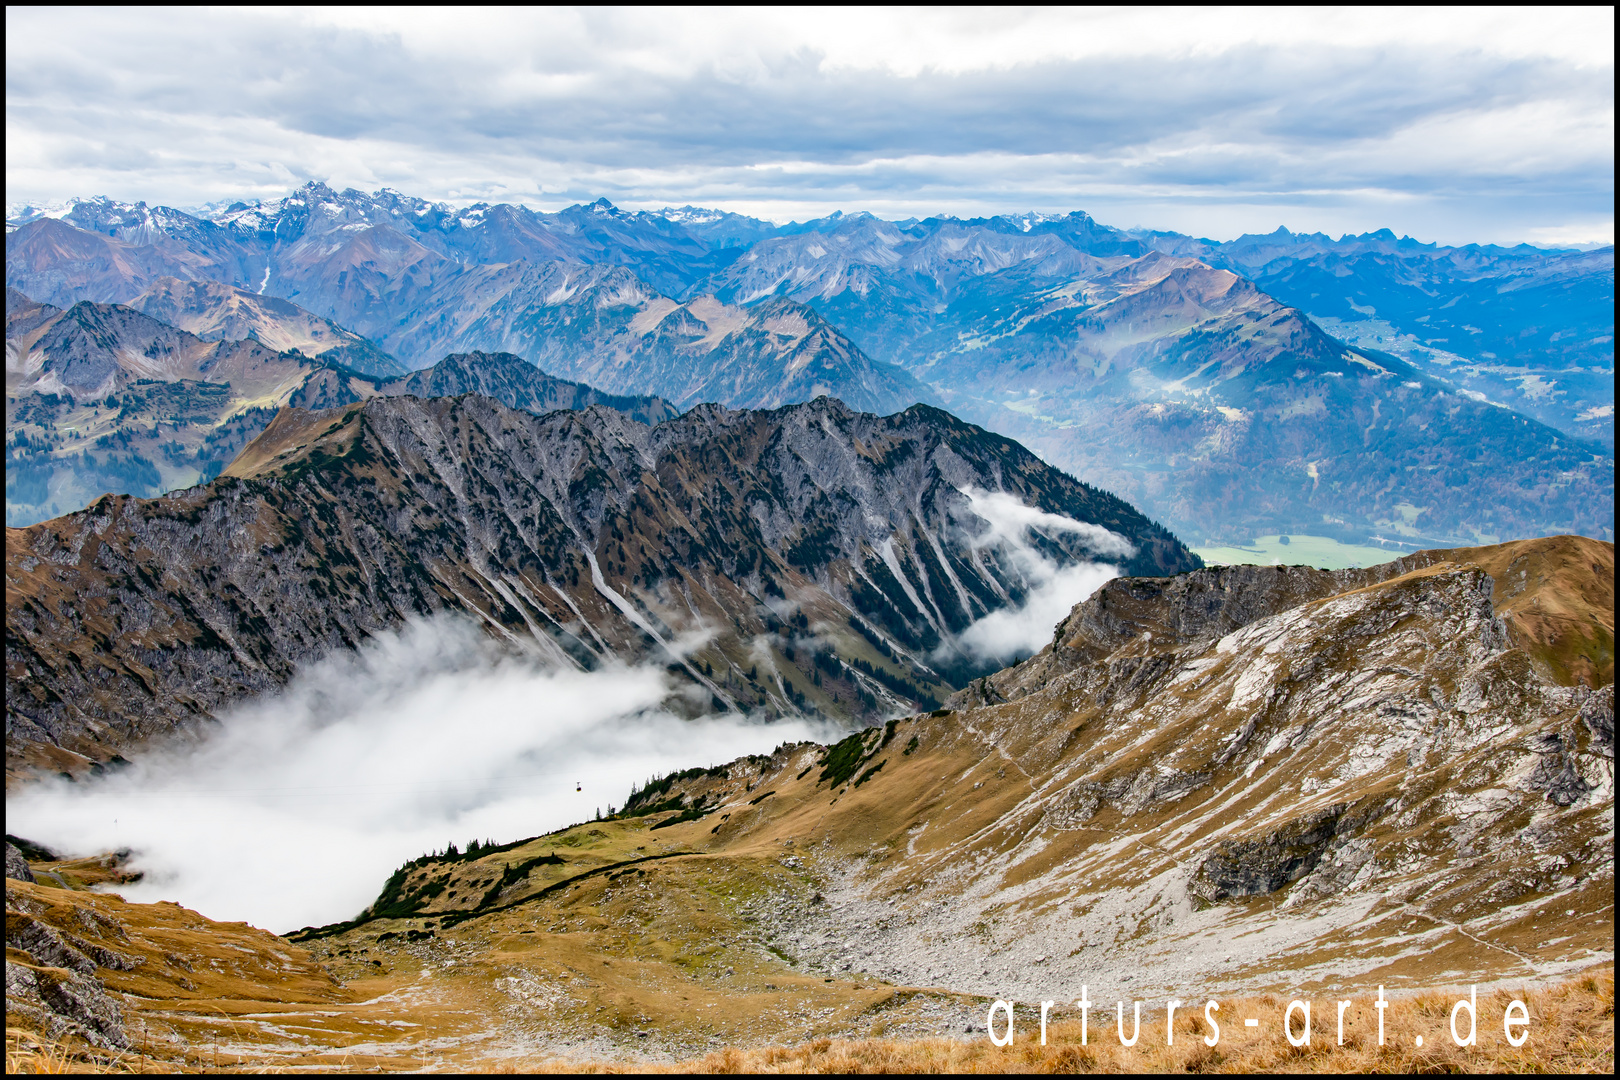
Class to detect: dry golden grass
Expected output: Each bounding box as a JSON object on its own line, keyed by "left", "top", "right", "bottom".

{"left": 503, "top": 971, "right": 1613, "bottom": 1074}
{"left": 4, "top": 1030, "right": 178, "bottom": 1076}
{"left": 9, "top": 973, "right": 1609, "bottom": 1073}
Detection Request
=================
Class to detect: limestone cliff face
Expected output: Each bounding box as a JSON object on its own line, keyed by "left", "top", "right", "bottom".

{"left": 958, "top": 533, "right": 1614, "bottom": 706}
{"left": 5, "top": 393, "right": 1198, "bottom": 776}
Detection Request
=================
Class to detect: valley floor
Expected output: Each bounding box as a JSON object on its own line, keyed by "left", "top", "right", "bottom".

{"left": 1191, "top": 534, "right": 1409, "bottom": 571}
{"left": 6, "top": 854, "right": 1613, "bottom": 1075}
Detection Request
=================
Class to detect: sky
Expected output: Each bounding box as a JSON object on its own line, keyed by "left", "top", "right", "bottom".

{"left": 5, "top": 7, "right": 1614, "bottom": 245}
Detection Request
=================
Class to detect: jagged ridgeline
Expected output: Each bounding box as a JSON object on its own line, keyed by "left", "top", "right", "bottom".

{"left": 5, "top": 278, "right": 684, "bottom": 527}
{"left": 5, "top": 393, "right": 1198, "bottom": 775}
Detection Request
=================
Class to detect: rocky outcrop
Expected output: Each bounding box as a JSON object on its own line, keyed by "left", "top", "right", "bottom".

{"left": 1051, "top": 562, "right": 1402, "bottom": 658}
{"left": 6, "top": 842, "right": 34, "bottom": 883}
{"left": 1578, "top": 684, "right": 1614, "bottom": 756}
{"left": 4, "top": 877, "right": 351, "bottom": 1063}
{"left": 4, "top": 898, "right": 133, "bottom": 1050}
{"left": 1190, "top": 799, "right": 1386, "bottom": 903}
{"left": 1526, "top": 732, "right": 1594, "bottom": 806}
{"left": 4, "top": 961, "right": 129, "bottom": 1052}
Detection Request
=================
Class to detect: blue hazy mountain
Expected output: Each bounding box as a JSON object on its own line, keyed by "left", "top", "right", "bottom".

{"left": 8, "top": 186, "right": 1612, "bottom": 547}
{"left": 1130, "top": 226, "right": 1615, "bottom": 448}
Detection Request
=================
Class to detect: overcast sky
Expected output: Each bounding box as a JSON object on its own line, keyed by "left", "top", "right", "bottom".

{"left": 5, "top": 7, "right": 1613, "bottom": 245}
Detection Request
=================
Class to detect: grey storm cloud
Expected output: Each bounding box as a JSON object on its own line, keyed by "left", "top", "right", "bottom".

{"left": 5, "top": 7, "right": 1613, "bottom": 244}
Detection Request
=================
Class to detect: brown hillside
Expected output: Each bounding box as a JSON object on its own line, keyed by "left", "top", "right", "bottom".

{"left": 1400, "top": 535, "right": 1613, "bottom": 688}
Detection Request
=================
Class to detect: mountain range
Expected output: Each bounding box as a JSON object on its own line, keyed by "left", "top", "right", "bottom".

{"left": 5, "top": 392, "right": 1196, "bottom": 779}
{"left": 8, "top": 184, "right": 1611, "bottom": 546}
{"left": 4, "top": 187, "right": 1611, "bottom": 1065}
{"left": 5, "top": 287, "right": 678, "bottom": 526}
{"left": 1135, "top": 226, "right": 1616, "bottom": 446}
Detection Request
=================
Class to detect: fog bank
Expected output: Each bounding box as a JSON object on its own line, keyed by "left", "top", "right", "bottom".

{"left": 6, "top": 616, "right": 833, "bottom": 933}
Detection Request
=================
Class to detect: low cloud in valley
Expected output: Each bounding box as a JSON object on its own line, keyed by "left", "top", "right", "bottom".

{"left": 6, "top": 617, "right": 834, "bottom": 933}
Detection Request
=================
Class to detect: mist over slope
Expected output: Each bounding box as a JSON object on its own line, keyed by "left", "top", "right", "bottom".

{"left": 10, "top": 536, "right": 1598, "bottom": 1065}
{"left": 6, "top": 392, "right": 1196, "bottom": 778}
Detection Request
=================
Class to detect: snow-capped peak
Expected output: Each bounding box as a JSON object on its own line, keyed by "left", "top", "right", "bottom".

{"left": 655, "top": 205, "right": 725, "bottom": 225}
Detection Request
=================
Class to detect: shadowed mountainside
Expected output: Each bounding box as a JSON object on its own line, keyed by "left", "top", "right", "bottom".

{"left": 5, "top": 393, "right": 1197, "bottom": 778}
{"left": 358, "top": 350, "right": 679, "bottom": 428}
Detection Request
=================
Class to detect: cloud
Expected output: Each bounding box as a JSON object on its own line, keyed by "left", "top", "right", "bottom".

{"left": 940, "top": 489, "right": 1128, "bottom": 665}
{"left": 4, "top": 8, "right": 1611, "bottom": 244}
{"left": 4, "top": 616, "right": 836, "bottom": 934}
{"left": 962, "top": 488, "right": 1137, "bottom": 560}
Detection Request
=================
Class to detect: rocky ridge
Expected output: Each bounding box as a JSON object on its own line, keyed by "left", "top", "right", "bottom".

{"left": 6, "top": 198, "right": 930, "bottom": 415}
{"left": 404, "top": 275, "right": 930, "bottom": 415}
{"left": 5, "top": 392, "right": 1197, "bottom": 777}
{"left": 6, "top": 295, "right": 680, "bottom": 526}
{"left": 367, "top": 350, "right": 679, "bottom": 427}
{"left": 5, "top": 873, "right": 354, "bottom": 1066}
{"left": 12, "top": 186, "right": 1608, "bottom": 546}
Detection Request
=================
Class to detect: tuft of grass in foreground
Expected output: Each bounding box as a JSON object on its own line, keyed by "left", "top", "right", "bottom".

{"left": 5, "top": 1030, "right": 176, "bottom": 1076}
{"left": 501, "top": 972, "right": 1613, "bottom": 1075}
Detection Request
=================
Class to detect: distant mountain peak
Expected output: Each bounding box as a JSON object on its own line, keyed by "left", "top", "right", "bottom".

{"left": 655, "top": 205, "right": 724, "bottom": 225}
